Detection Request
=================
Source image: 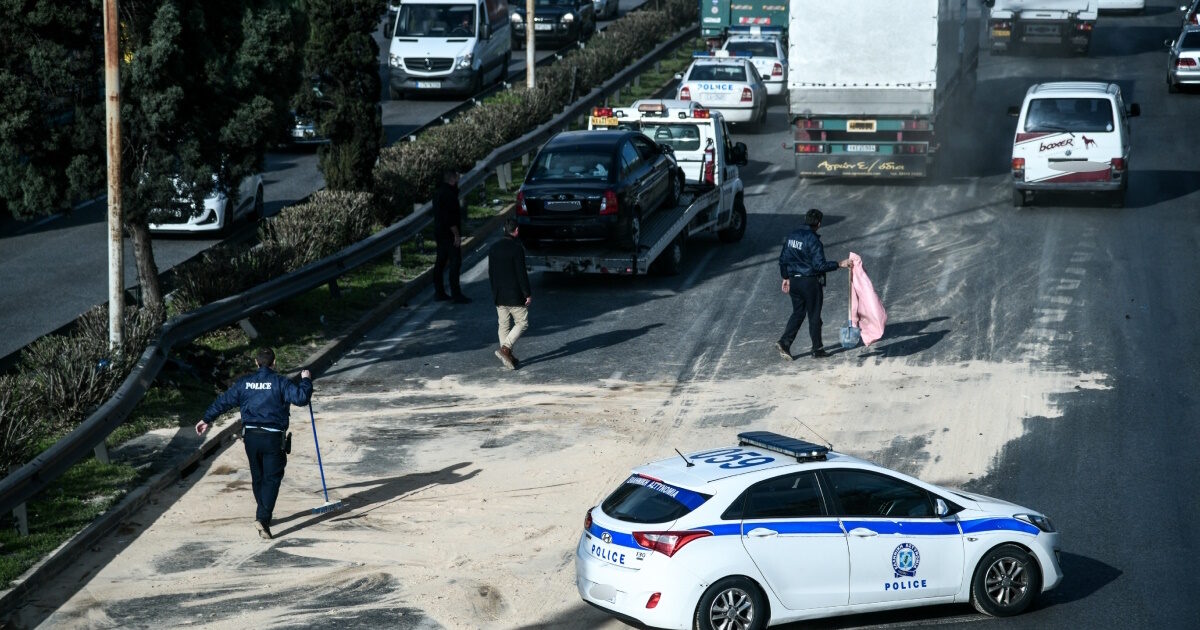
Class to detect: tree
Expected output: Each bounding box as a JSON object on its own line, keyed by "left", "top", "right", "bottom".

{"left": 300, "top": 0, "right": 382, "bottom": 191}
{"left": 118, "top": 0, "right": 304, "bottom": 313}
{"left": 0, "top": 0, "right": 105, "bottom": 221}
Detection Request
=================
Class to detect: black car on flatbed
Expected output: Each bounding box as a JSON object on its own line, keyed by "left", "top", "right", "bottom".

{"left": 516, "top": 130, "right": 684, "bottom": 250}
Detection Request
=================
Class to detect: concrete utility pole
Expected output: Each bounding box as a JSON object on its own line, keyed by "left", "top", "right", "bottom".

{"left": 525, "top": 0, "right": 535, "bottom": 88}
{"left": 103, "top": 0, "right": 124, "bottom": 349}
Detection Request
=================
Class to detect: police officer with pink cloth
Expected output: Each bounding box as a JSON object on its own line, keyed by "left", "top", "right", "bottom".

{"left": 776, "top": 209, "right": 852, "bottom": 360}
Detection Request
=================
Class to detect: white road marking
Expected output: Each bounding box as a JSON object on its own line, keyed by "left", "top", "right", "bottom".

{"left": 681, "top": 248, "right": 718, "bottom": 291}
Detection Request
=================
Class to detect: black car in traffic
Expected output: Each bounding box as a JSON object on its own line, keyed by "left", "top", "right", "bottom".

{"left": 510, "top": 0, "right": 596, "bottom": 47}
{"left": 516, "top": 130, "right": 684, "bottom": 250}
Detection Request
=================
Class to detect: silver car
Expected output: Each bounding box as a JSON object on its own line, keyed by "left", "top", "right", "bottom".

{"left": 1167, "top": 25, "right": 1200, "bottom": 92}
{"left": 592, "top": 0, "right": 618, "bottom": 19}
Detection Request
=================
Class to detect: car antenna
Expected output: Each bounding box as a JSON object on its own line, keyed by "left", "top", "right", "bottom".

{"left": 674, "top": 448, "right": 694, "bottom": 467}
{"left": 794, "top": 417, "right": 833, "bottom": 451}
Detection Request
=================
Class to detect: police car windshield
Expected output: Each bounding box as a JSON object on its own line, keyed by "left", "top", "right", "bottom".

{"left": 394, "top": 4, "right": 475, "bottom": 37}
{"left": 601, "top": 476, "right": 710, "bottom": 524}
{"left": 641, "top": 123, "right": 702, "bottom": 152}
{"left": 688, "top": 64, "right": 747, "bottom": 82}
{"left": 725, "top": 42, "right": 776, "bottom": 57}
{"left": 1024, "top": 98, "right": 1115, "bottom": 133}
{"left": 528, "top": 149, "right": 613, "bottom": 182}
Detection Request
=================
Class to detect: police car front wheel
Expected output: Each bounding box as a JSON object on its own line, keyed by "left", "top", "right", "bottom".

{"left": 970, "top": 544, "right": 1042, "bottom": 618}
{"left": 694, "top": 576, "right": 766, "bottom": 630}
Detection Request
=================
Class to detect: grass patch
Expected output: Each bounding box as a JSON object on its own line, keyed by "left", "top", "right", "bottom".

{"left": 0, "top": 460, "right": 139, "bottom": 586}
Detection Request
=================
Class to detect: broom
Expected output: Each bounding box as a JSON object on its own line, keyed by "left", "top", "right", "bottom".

{"left": 308, "top": 402, "right": 347, "bottom": 514}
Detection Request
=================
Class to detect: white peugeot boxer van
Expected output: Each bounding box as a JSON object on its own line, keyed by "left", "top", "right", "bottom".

{"left": 1008, "top": 82, "right": 1140, "bottom": 207}
{"left": 386, "top": 0, "right": 511, "bottom": 98}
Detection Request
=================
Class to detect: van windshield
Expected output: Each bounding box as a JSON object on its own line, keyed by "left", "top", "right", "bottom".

{"left": 1024, "top": 98, "right": 1115, "bottom": 133}
{"left": 394, "top": 4, "right": 476, "bottom": 37}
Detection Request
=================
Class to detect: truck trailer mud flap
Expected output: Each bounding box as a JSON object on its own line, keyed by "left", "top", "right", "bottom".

{"left": 794, "top": 154, "right": 928, "bottom": 177}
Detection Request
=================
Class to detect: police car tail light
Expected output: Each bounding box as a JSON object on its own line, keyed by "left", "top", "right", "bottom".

{"left": 1011, "top": 157, "right": 1025, "bottom": 180}
{"left": 1176, "top": 58, "right": 1197, "bottom": 68}
{"left": 679, "top": 86, "right": 691, "bottom": 101}
{"left": 516, "top": 190, "right": 528, "bottom": 216}
{"left": 645, "top": 593, "right": 661, "bottom": 609}
{"left": 771, "top": 62, "right": 783, "bottom": 77}
{"left": 599, "top": 190, "right": 619, "bottom": 215}
{"left": 632, "top": 530, "right": 711, "bottom": 558}
{"left": 584, "top": 507, "right": 593, "bottom": 530}
{"left": 740, "top": 88, "right": 753, "bottom": 103}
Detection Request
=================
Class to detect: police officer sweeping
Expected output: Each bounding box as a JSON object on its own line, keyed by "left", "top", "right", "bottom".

{"left": 196, "top": 348, "right": 313, "bottom": 540}
{"left": 776, "top": 209, "right": 852, "bottom": 360}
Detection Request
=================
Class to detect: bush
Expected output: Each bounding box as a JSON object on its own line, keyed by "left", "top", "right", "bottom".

{"left": 266, "top": 190, "right": 375, "bottom": 268}
{"left": 0, "top": 375, "right": 40, "bottom": 473}
{"left": 171, "top": 240, "right": 293, "bottom": 313}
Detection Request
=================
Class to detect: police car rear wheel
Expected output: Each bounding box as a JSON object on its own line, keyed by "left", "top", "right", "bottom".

{"left": 694, "top": 577, "right": 765, "bottom": 630}
{"left": 970, "top": 545, "right": 1041, "bottom": 617}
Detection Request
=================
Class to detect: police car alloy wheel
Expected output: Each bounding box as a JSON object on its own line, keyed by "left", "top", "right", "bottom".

{"left": 694, "top": 576, "right": 765, "bottom": 630}
{"left": 970, "top": 544, "right": 1042, "bottom": 617}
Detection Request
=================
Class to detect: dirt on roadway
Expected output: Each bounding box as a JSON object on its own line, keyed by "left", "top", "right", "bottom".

{"left": 12, "top": 354, "right": 1104, "bottom": 629}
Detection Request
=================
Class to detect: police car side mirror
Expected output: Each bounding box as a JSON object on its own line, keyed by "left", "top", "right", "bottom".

{"left": 1128, "top": 103, "right": 1141, "bottom": 118}
{"left": 1006, "top": 105, "right": 1020, "bottom": 117}
{"left": 732, "top": 142, "right": 749, "bottom": 166}
{"left": 674, "top": 73, "right": 684, "bottom": 81}
{"left": 936, "top": 498, "right": 949, "bottom": 517}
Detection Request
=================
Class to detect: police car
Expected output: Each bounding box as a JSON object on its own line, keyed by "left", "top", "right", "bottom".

{"left": 676, "top": 52, "right": 768, "bottom": 124}
{"left": 576, "top": 432, "right": 1063, "bottom": 630}
{"left": 720, "top": 34, "right": 787, "bottom": 97}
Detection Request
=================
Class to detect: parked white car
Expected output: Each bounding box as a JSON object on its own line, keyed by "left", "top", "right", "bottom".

{"left": 147, "top": 174, "right": 265, "bottom": 234}
{"left": 676, "top": 53, "right": 768, "bottom": 124}
{"left": 720, "top": 34, "right": 787, "bottom": 96}
{"left": 577, "top": 431, "right": 1063, "bottom": 630}
{"left": 1167, "top": 25, "right": 1200, "bottom": 92}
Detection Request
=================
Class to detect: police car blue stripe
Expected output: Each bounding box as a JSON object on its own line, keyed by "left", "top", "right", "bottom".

{"left": 960, "top": 517, "right": 1040, "bottom": 536}
{"left": 840, "top": 520, "right": 961, "bottom": 536}
{"left": 587, "top": 523, "right": 643, "bottom": 550}
{"left": 696, "top": 521, "right": 844, "bottom": 535}
{"left": 700, "top": 523, "right": 743, "bottom": 536}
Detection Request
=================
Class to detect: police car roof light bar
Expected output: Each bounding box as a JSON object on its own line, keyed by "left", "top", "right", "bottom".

{"left": 737, "top": 431, "right": 829, "bottom": 462}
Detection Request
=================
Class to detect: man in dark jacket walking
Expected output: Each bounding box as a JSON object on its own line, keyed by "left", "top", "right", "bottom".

{"left": 488, "top": 219, "right": 532, "bottom": 370}
{"left": 196, "top": 348, "right": 313, "bottom": 539}
{"left": 433, "top": 169, "right": 470, "bottom": 303}
{"left": 777, "top": 209, "right": 852, "bottom": 360}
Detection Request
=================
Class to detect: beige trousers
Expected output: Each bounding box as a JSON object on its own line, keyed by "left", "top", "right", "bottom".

{"left": 496, "top": 305, "right": 529, "bottom": 349}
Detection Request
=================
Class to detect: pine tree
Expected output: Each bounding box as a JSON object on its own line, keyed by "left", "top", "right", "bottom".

{"left": 302, "top": 0, "right": 382, "bottom": 191}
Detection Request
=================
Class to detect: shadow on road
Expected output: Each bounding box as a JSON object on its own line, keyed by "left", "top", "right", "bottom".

{"left": 518, "top": 323, "right": 664, "bottom": 367}
{"left": 851, "top": 316, "right": 951, "bottom": 359}
{"left": 271, "top": 461, "right": 481, "bottom": 538}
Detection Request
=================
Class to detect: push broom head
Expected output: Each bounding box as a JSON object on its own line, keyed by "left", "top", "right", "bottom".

{"left": 312, "top": 499, "right": 347, "bottom": 515}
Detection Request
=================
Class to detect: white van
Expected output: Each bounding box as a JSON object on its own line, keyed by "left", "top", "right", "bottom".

{"left": 1008, "top": 82, "right": 1140, "bottom": 207}
{"left": 385, "top": 0, "right": 511, "bottom": 98}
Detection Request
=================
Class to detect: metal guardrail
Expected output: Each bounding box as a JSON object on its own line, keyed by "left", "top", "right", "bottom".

{"left": 0, "top": 22, "right": 699, "bottom": 521}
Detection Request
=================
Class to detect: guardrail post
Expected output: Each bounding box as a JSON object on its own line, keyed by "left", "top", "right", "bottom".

{"left": 94, "top": 441, "right": 110, "bottom": 465}
{"left": 633, "top": 75, "right": 640, "bottom": 89}
{"left": 328, "top": 279, "right": 341, "bottom": 299}
{"left": 237, "top": 318, "right": 259, "bottom": 340}
{"left": 13, "top": 503, "right": 27, "bottom": 537}
{"left": 495, "top": 164, "right": 508, "bottom": 192}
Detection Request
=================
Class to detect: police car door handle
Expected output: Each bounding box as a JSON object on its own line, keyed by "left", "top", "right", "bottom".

{"left": 746, "top": 527, "right": 778, "bottom": 538}
{"left": 849, "top": 527, "right": 878, "bottom": 537}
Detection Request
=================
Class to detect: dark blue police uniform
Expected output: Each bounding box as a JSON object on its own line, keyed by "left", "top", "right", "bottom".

{"left": 204, "top": 367, "right": 312, "bottom": 526}
{"left": 778, "top": 225, "right": 839, "bottom": 353}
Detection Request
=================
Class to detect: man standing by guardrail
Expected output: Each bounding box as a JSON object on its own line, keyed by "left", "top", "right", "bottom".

{"left": 433, "top": 169, "right": 471, "bottom": 304}
{"left": 195, "top": 348, "right": 313, "bottom": 540}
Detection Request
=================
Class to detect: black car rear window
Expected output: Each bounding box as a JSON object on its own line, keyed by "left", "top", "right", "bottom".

{"left": 528, "top": 149, "right": 613, "bottom": 182}
{"left": 601, "top": 475, "right": 710, "bottom": 524}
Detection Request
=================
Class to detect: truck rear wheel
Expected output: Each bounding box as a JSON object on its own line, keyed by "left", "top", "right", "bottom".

{"left": 718, "top": 196, "right": 747, "bottom": 243}
{"left": 651, "top": 233, "right": 685, "bottom": 275}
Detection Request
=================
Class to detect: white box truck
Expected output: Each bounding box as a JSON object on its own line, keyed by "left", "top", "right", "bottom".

{"left": 788, "top": 0, "right": 981, "bottom": 178}
{"left": 985, "top": 0, "right": 1098, "bottom": 54}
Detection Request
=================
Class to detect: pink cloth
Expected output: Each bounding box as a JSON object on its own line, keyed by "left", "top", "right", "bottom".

{"left": 848, "top": 252, "right": 887, "bottom": 346}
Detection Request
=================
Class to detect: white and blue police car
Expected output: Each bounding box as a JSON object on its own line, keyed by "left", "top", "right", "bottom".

{"left": 576, "top": 432, "right": 1062, "bottom": 630}
{"left": 676, "top": 52, "right": 768, "bottom": 125}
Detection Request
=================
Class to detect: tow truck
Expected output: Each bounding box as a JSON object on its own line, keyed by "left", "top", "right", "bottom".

{"left": 520, "top": 101, "right": 749, "bottom": 276}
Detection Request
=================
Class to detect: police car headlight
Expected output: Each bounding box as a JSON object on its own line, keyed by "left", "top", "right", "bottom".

{"left": 561, "top": 12, "right": 575, "bottom": 23}
{"left": 456, "top": 53, "right": 474, "bottom": 70}
{"left": 1015, "top": 513, "right": 1056, "bottom": 533}
{"left": 510, "top": 12, "right": 523, "bottom": 24}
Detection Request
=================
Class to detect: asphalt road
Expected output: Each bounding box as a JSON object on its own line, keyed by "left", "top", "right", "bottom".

{"left": 0, "top": 2, "right": 648, "bottom": 361}
{"left": 10, "top": 3, "right": 1200, "bottom": 629}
